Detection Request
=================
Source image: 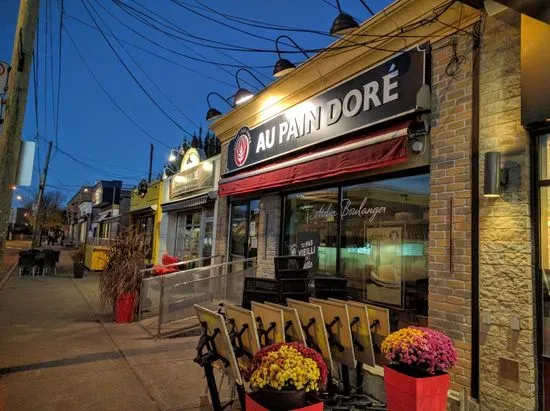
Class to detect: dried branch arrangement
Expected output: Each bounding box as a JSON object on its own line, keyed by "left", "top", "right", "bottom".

{"left": 98, "top": 227, "right": 148, "bottom": 307}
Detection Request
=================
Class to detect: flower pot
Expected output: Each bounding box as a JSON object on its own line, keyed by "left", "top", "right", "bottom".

{"left": 73, "top": 262, "right": 85, "bottom": 279}
{"left": 249, "top": 389, "right": 307, "bottom": 411}
{"left": 115, "top": 293, "right": 136, "bottom": 323}
{"left": 384, "top": 366, "right": 450, "bottom": 411}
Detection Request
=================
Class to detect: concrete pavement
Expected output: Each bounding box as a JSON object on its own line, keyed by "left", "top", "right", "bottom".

{"left": 0, "top": 250, "right": 235, "bottom": 411}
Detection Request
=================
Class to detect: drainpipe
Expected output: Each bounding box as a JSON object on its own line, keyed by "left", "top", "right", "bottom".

{"left": 470, "top": 19, "right": 482, "bottom": 401}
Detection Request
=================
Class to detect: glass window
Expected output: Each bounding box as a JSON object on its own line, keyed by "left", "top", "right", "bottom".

{"left": 282, "top": 174, "right": 430, "bottom": 330}
{"left": 341, "top": 175, "right": 429, "bottom": 320}
{"left": 230, "top": 199, "right": 261, "bottom": 270}
{"left": 283, "top": 189, "right": 338, "bottom": 275}
{"left": 539, "top": 134, "right": 550, "bottom": 356}
{"left": 174, "top": 210, "right": 202, "bottom": 261}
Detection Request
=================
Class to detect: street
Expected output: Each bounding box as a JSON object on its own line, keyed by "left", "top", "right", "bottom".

{"left": 0, "top": 250, "right": 233, "bottom": 411}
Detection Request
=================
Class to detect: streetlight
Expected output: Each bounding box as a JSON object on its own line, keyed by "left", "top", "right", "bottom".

{"left": 205, "top": 92, "right": 233, "bottom": 122}
{"left": 234, "top": 68, "right": 266, "bottom": 106}
{"left": 273, "top": 35, "right": 309, "bottom": 78}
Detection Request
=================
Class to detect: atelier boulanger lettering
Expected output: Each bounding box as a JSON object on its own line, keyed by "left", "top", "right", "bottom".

{"left": 226, "top": 47, "right": 428, "bottom": 173}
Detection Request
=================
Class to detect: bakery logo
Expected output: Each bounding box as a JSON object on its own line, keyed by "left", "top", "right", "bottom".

{"left": 233, "top": 127, "right": 251, "bottom": 167}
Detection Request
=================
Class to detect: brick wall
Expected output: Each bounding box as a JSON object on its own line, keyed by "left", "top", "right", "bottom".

{"left": 478, "top": 10, "right": 535, "bottom": 410}
{"left": 428, "top": 29, "right": 474, "bottom": 396}
{"left": 215, "top": 143, "right": 229, "bottom": 260}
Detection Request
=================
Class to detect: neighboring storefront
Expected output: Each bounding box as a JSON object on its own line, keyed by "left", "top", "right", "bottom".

{"left": 157, "top": 149, "right": 220, "bottom": 265}
{"left": 65, "top": 186, "right": 93, "bottom": 245}
{"left": 128, "top": 180, "right": 162, "bottom": 264}
{"left": 85, "top": 180, "right": 130, "bottom": 270}
{"left": 210, "top": 0, "right": 550, "bottom": 408}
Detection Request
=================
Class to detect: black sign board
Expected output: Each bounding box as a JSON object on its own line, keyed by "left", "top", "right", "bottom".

{"left": 225, "top": 47, "right": 428, "bottom": 174}
{"left": 291, "top": 231, "right": 320, "bottom": 273}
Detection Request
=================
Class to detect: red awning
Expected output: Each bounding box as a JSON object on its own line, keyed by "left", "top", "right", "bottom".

{"left": 219, "top": 123, "right": 410, "bottom": 197}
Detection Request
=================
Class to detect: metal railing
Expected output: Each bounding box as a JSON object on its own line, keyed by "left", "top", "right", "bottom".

{"left": 138, "top": 257, "right": 257, "bottom": 338}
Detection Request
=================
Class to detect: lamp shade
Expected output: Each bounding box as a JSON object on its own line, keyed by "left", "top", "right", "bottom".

{"left": 484, "top": 151, "right": 501, "bottom": 197}
{"left": 206, "top": 107, "right": 222, "bottom": 121}
{"left": 330, "top": 12, "right": 359, "bottom": 35}
{"left": 234, "top": 88, "right": 254, "bottom": 105}
{"left": 273, "top": 58, "right": 296, "bottom": 77}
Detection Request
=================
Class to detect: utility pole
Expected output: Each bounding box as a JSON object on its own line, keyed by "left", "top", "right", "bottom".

{"left": 148, "top": 143, "right": 154, "bottom": 183}
{"left": 32, "top": 141, "right": 52, "bottom": 247}
{"left": 0, "top": 0, "right": 41, "bottom": 263}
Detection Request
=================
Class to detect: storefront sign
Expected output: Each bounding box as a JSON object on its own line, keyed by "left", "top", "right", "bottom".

{"left": 170, "top": 159, "right": 214, "bottom": 198}
{"left": 306, "top": 197, "right": 387, "bottom": 223}
{"left": 291, "top": 231, "right": 320, "bottom": 271}
{"left": 226, "top": 48, "right": 427, "bottom": 173}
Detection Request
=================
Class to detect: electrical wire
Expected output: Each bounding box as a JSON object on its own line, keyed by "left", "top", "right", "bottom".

{"left": 54, "top": 0, "right": 64, "bottom": 143}
{"left": 126, "top": 0, "right": 271, "bottom": 83}
{"left": 63, "top": 25, "right": 171, "bottom": 148}
{"left": 93, "top": 1, "right": 200, "bottom": 129}
{"left": 80, "top": 0, "right": 195, "bottom": 138}
{"left": 65, "top": 15, "right": 238, "bottom": 88}
{"left": 48, "top": 0, "right": 58, "bottom": 146}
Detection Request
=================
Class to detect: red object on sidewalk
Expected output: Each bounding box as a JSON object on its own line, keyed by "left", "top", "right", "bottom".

{"left": 161, "top": 253, "right": 179, "bottom": 265}
{"left": 115, "top": 293, "right": 136, "bottom": 323}
{"left": 245, "top": 394, "right": 323, "bottom": 411}
{"left": 384, "top": 366, "right": 450, "bottom": 411}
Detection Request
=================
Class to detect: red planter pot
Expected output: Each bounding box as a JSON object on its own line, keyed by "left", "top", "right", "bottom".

{"left": 245, "top": 393, "right": 323, "bottom": 411}
{"left": 115, "top": 293, "right": 136, "bottom": 323}
{"left": 384, "top": 366, "right": 450, "bottom": 411}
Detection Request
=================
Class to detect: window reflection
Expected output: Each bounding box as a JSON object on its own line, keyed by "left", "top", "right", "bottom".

{"left": 283, "top": 189, "right": 338, "bottom": 275}
{"left": 540, "top": 135, "right": 550, "bottom": 356}
{"left": 341, "top": 175, "right": 429, "bottom": 320}
{"left": 282, "top": 174, "right": 430, "bottom": 330}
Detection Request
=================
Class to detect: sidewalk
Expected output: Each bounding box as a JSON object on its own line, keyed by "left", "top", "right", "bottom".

{"left": 0, "top": 250, "right": 234, "bottom": 411}
{"left": 0, "top": 240, "right": 31, "bottom": 282}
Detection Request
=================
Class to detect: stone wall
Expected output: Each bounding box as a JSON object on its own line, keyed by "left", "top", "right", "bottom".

{"left": 428, "top": 28, "right": 474, "bottom": 395}
{"left": 478, "top": 10, "right": 535, "bottom": 410}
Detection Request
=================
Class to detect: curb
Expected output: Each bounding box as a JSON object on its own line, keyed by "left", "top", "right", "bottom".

{"left": 0, "top": 263, "right": 17, "bottom": 290}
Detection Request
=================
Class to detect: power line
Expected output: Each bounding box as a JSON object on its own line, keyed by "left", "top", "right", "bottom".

{"left": 93, "top": 0, "right": 200, "bottom": 128}
{"left": 65, "top": 15, "right": 238, "bottom": 88}
{"left": 63, "top": 25, "right": 172, "bottom": 148}
{"left": 126, "top": 0, "right": 271, "bottom": 83}
{"left": 80, "top": 0, "right": 195, "bottom": 138}
{"left": 54, "top": 0, "right": 64, "bottom": 143}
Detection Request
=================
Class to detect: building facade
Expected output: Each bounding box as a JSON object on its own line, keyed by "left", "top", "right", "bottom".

{"left": 157, "top": 150, "right": 221, "bottom": 265}
{"left": 128, "top": 180, "right": 162, "bottom": 264}
{"left": 209, "top": 1, "right": 550, "bottom": 409}
{"left": 65, "top": 186, "right": 93, "bottom": 245}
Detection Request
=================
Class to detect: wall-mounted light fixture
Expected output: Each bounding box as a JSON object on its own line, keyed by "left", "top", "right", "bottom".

{"left": 484, "top": 151, "right": 509, "bottom": 198}
{"left": 330, "top": 0, "right": 359, "bottom": 35}
{"left": 205, "top": 92, "right": 233, "bottom": 122}
{"left": 273, "top": 35, "right": 309, "bottom": 78}
{"left": 234, "top": 68, "right": 266, "bottom": 106}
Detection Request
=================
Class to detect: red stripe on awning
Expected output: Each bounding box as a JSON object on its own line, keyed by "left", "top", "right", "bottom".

{"left": 219, "top": 124, "right": 409, "bottom": 197}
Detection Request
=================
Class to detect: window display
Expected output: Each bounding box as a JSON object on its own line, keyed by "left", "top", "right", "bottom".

{"left": 283, "top": 173, "right": 429, "bottom": 329}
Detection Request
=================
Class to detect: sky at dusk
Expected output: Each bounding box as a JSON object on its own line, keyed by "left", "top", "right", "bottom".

{"left": 1, "top": 0, "right": 393, "bottom": 204}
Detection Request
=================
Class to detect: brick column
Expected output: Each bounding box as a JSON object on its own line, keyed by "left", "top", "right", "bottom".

{"left": 428, "top": 31, "right": 474, "bottom": 395}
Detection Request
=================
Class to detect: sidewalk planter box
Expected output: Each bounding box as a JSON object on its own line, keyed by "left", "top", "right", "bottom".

{"left": 73, "top": 262, "right": 85, "bottom": 279}
{"left": 245, "top": 392, "right": 323, "bottom": 411}
{"left": 384, "top": 366, "right": 450, "bottom": 411}
{"left": 115, "top": 293, "right": 136, "bottom": 323}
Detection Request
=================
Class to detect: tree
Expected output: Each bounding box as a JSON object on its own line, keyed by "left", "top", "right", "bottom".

{"left": 24, "top": 190, "right": 66, "bottom": 229}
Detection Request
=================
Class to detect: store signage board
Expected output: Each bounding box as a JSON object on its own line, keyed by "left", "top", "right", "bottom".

{"left": 226, "top": 47, "right": 428, "bottom": 174}
{"left": 290, "top": 231, "right": 320, "bottom": 271}
{"left": 170, "top": 158, "right": 214, "bottom": 198}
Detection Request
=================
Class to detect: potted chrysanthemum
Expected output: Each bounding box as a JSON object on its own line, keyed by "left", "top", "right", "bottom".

{"left": 381, "top": 327, "right": 457, "bottom": 411}
{"left": 245, "top": 342, "right": 327, "bottom": 411}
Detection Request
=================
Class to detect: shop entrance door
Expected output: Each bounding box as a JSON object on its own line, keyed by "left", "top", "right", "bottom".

{"left": 229, "top": 199, "right": 259, "bottom": 269}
